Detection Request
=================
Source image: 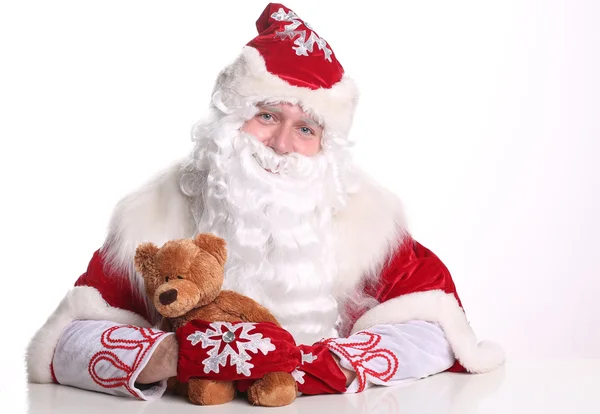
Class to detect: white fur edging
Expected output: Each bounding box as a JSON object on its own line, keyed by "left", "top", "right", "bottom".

{"left": 351, "top": 289, "right": 505, "bottom": 374}
{"left": 214, "top": 46, "right": 359, "bottom": 137}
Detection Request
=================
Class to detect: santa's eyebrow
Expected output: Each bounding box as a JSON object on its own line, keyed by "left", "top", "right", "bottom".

{"left": 300, "top": 118, "right": 321, "bottom": 128}
{"left": 258, "top": 105, "right": 321, "bottom": 128}
{"left": 259, "top": 105, "right": 283, "bottom": 113}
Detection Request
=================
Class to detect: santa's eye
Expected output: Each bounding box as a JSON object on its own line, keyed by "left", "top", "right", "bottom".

{"left": 299, "top": 126, "right": 314, "bottom": 135}
{"left": 257, "top": 112, "right": 277, "bottom": 123}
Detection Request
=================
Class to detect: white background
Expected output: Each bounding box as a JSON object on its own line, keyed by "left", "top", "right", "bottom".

{"left": 1, "top": 0, "right": 598, "bottom": 400}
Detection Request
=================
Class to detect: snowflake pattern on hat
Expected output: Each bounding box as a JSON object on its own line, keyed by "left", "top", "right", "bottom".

{"left": 270, "top": 7, "right": 332, "bottom": 62}
{"left": 245, "top": 3, "right": 347, "bottom": 90}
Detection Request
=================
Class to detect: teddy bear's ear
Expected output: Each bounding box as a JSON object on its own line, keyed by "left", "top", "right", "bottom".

{"left": 193, "top": 233, "right": 227, "bottom": 266}
{"left": 134, "top": 242, "right": 160, "bottom": 276}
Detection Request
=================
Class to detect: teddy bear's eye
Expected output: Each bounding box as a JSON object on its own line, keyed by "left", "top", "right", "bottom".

{"left": 165, "top": 276, "right": 169, "bottom": 282}
{"left": 177, "top": 276, "right": 184, "bottom": 280}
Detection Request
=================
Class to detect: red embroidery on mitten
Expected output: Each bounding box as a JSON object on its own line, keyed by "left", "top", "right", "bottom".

{"left": 88, "top": 326, "right": 164, "bottom": 398}
{"left": 322, "top": 332, "right": 399, "bottom": 392}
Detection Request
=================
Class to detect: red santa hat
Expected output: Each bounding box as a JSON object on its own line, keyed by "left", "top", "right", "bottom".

{"left": 211, "top": 3, "right": 359, "bottom": 139}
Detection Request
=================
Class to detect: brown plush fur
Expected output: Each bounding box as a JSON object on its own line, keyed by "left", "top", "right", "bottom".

{"left": 247, "top": 371, "right": 298, "bottom": 407}
{"left": 134, "top": 233, "right": 297, "bottom": 407}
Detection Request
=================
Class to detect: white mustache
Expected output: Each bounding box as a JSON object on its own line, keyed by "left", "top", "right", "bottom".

{"left": 238, "top": 133, "right": 322, "bottom": 178}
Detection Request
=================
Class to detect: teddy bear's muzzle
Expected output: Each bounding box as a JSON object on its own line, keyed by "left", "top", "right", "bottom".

{"left": 154, "top": 279, "right": 202, "bottom": 318}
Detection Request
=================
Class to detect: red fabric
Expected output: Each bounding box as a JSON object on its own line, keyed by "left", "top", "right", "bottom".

{"left": 344, "top": 236, "right": 468, "bottom": 373}
{"left": 176, "top": 320, "right": 301, "bottom": 383}
{"left": 177, "top": 320, "right": 347, "bottom": 394}
{"left": 247, "top": 3, "right": 345, "bottom": 89}
{"left": 367, "top": 237, "right": 463, "bottom": 307}
{"left": 293, "top": 343, "right": 347, "bottom": 395}
{"left": 74, "top": 250, "right": 151, "bottom": 323}
{"left": 235, "top": 343, "right": 347, "bottom": 395}
{"left": 49, "top": 361, "right": 58, "bottom": 384}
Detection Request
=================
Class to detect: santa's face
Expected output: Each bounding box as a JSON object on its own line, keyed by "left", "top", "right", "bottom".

{"left": 241, "top": 103, "right": 323, "bottom": 158}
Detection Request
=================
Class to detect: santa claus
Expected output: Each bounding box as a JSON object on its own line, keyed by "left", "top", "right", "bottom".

{"left": 26, "top": 2, "right": 504, "bottom": 402}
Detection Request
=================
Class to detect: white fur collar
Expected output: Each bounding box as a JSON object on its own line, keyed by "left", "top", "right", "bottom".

{"left": 332, "top": 168, "right": 409, "bottom": 298}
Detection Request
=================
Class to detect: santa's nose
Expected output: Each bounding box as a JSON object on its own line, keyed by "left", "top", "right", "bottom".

{"left": 159, "top": 289, "right": 178, "bottom": 305}
{"left": 269, "top": 126, "right": 293, "bottom": 155}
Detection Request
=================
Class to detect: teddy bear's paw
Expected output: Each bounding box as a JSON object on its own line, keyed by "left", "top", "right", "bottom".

{"left": 187, "top": 379, "right": 236, "bottom": 405}
{"left": 247, "top": 372, "right": 298, "bottom": 407}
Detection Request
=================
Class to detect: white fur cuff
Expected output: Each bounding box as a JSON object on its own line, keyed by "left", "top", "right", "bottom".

{"left": 351, "top": 290, "right": 505, "bottom": 374}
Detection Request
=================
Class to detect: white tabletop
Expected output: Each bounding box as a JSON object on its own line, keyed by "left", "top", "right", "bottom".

{"left": 5, "top": 359, "right": 599, "bottom": 414}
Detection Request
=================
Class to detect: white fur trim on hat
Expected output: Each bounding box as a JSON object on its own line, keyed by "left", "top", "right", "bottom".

{"left": 212, "top": 46, "right": 359, "bottom": 137}
{"left": 351, "top": 289, "right": 506, "bottom": 374}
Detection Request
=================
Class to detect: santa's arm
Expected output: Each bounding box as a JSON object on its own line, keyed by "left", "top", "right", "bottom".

{"left": 26, "top": 249, "right": 173, "bottom": 400}
{"left": 291, "top": 319, "right": 454, "bottom": 395}
{"left": 26, "top": 162, "right": 197, "bottom": 399}
{"left": 315, "top": 237, "right": 505, "bottom": 393}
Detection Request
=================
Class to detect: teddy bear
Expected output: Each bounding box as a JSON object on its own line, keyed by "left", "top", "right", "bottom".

{"left": 133, "top": 232, "right": 298, "bottom": 407}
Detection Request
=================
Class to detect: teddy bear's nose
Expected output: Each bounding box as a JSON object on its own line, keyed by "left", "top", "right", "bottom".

{"left": 159, "top": 289, "right": 178, "bottom": 305}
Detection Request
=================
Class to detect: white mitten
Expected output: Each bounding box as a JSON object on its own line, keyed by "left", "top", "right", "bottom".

{"left": 52, "top": 319, "right": 172, "bottom": 400}
{"left": 324, "top": 321, "right": 455, "bottom": 393}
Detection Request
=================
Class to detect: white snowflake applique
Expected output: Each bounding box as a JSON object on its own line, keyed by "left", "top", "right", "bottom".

{"left": 186, "top": 322, "right": 276, "bottom": 377}
{"left": 301, "top": 350, "right": 318, "bottom": 364}
{"left": 292, "top": 368, "right": 306, "bottom": 384}
{"left": 291, "top": 350, "right": 318, "bottom": 386}
{"left": 270, "top": 7, "right": 332, "bottom": 62}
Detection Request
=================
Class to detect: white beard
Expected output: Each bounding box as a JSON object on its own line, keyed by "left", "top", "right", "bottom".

{"left": 182, "top": 115, "right": 350, "bottom": 344}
